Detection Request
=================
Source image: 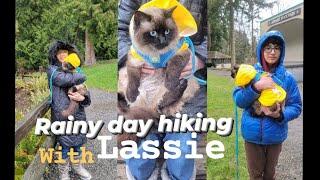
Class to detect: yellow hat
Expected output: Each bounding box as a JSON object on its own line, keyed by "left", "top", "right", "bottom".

{"left": 64, "top": 53, "right": 80, "bottom": 68}
{"left": 235, "top": 64, "right": 257, "bottom": 87}
{"left": 258, "top": 84, "right": 287, "bottom": 106}
{"left": 139, "top": 0, "right": 198, "bottom": 37}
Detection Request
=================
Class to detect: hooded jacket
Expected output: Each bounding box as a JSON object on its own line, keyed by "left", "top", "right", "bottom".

{"left": 233, "top": 31, "right": 302, "bottom": 145}
{"left": 47, "top": 41, "right": 91, "bottom": 147}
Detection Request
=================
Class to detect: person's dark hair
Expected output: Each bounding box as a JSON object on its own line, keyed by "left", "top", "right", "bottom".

{"left": 262, "top": 38, "right": 281, "bottom": 48}
{"left": 48, "top": 40, "right": 82, "bottom": 67}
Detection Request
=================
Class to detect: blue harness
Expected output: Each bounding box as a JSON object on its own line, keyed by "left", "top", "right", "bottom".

{"left": 132, "top": 37, "right": 207, "bottom": 85}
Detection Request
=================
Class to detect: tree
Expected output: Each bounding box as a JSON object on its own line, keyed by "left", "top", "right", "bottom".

{"left": 208, "top": 0, "right": 228, "bottom": 52}
{"left": 228, "top": 0, "right": 235, "bottom": 66}
{"left": 16, "top": 0, "right": 54, "bottom": 70}
{"left": 241, "top": 0, "right": 274, "bottom": 59}
{"left": 208, "top": 0, "right": 274, "bottom": 67}
{"left": 81, "top": 0, "right": 118, "bottom": 65}
{"left": 85, "top": 29, "right": 96, "bottom": 65}
{"left": 235, "top": 30, "right": 251, "bottom": 63}
{"left": 41, "top": 0, "right": 117, "bottom": 65}
{"left": 209, "top": 0, "right": 243, "bottom": 66}
{"left": 16, "top": 0, "right": 118, "bottom": 70}
{"left": 227, "top": 0, "right": 241, "bottom": 67}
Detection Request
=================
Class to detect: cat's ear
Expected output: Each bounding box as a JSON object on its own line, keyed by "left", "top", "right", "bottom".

{"left": 231, "top": 64, "right": 240, "bottom": 78}
{"left": 164, "top": 5, "right": 177, "bottom": 18}
{"left": 134, "top": 11, "right": 152, "bottom": 27}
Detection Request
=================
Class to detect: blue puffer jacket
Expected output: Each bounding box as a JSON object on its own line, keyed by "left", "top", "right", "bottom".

{"left": 233, "top": 31, "right": 302, "bottom": 145}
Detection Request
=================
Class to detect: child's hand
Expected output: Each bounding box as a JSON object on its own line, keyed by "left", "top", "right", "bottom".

{"left": 68, "top": 92, "right": 85, "bottom": 102}
{"left": 253, "top": 75, "right": 275, "bottom": 92}
{"left": 179, "top": 56, "right": 204, "bottom": 79}
{"left": 141, "top": 63, "right": 155, "bottom": 76}
{"left": 262, "top": 103, "right": 281, "bottom": 118}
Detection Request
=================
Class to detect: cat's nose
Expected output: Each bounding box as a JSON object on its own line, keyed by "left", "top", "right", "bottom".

{"left": 159, "top": 36, "right": 166, "bottom": 44}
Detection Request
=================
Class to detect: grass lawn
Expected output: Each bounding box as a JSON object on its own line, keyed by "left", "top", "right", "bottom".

{"left": 206, "top": 71, "right": 249, "bottom": 179}
{"left": 82, "top": 59, "right": 117, "bottom": 92}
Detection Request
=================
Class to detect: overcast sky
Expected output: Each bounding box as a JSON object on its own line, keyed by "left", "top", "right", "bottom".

{"left": 259, "top": 0, "right": 304, "bottom": 20}
{"left": 240, "top": 0, "right": 304, "bottom": 44}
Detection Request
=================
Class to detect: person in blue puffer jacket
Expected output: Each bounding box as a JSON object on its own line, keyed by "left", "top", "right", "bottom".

{"left": 233, "top": 30, "right": 302, "bottom": 180}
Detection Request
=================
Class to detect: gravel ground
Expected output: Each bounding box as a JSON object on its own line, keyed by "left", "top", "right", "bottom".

{"left": 43, "top": 89, "right": 117, "bottom": 180}
{"left": 209, "top": 69, "right": 303, "bottom": 179}
{"left": 208, "top": 68, "right": 231, "bottom": 77}
{"left": 42, "top": 70, "right": 303, "bottom": 179}
{"left": 275, "top": 83, "right": 303, "bottom": 180}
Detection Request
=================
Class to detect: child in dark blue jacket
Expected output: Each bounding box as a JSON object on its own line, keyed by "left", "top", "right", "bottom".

{"left": 47, "top": 41, "right": 92, "bottom": 180}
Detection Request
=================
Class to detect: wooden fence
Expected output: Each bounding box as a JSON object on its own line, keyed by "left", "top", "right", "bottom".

{"left": 15, "top": 96, "right": 56, "bottom": 180}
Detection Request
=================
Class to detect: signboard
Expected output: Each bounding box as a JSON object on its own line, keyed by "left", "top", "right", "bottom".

{"left": 268, "top": 8, "right": 301, "bottom": 26}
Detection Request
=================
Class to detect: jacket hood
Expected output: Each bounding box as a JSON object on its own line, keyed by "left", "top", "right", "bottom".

{"left": 256, "top": 30, "right": 286, "bottom": 68}
{"left": 48, "top": 40, "right": 81, "bottom": 66}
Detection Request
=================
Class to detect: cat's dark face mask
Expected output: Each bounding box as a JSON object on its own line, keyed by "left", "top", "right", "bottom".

{"left": 133, "top": 7, "right": 178, "bottom": 50}
{"left": 144, "top": 27, "right": 175, "bottom": 50}
{"left": 62, "top": 62, "right": 75, "bottom": 72}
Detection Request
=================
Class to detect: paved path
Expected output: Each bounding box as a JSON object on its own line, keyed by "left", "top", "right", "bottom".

{"left": 43, "top": 89, "right": 117, "bottom": 180}
{"left": 276, "top": 83, "right": 303, "bottom": 180}
{"left": 209, "top": 69, "right": 303, "bottom": 179}
{"left": 43, "top": 70, "right": 303, "bottom": 179}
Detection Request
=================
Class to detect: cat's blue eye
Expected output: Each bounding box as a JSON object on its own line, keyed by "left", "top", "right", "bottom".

{"left": 150, "top": 31, "right": 157, "bottom": 36}
{"left": 165, "top": 29, "right": 170, "bottom": 35}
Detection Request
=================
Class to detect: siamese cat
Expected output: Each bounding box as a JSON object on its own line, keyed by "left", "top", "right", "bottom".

{"left": 59, "top": 61, "right": 88, "bottom": 118}
{"left": 231, "top": 64, "right": 285, "bottom": 116}
{"left": 61, "top": 84, "right": 87, "bottom": 118}
{"left": 117, "top": 6, "right": 201, "bottom": 145}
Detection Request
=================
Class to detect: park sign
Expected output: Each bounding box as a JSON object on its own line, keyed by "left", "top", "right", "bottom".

{"left": 268, "top": 8, "right": 301, "bottom": 26}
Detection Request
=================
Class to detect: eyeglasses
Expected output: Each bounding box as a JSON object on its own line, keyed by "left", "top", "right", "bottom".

{"left": 264, "top": 44, "right": 280, "bottom": 53}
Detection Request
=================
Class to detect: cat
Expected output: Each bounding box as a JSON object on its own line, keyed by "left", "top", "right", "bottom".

{"left": 59, "top": 61, "right": 88, "bottom": 119}
{"left": 117, "top": 6, "right": 200, "bottom": 145}
{"left": 231, "top": 64, "right": 285, "bottom": 116}
{"left": 61, "top": 83, "right": 87, "bottom": 118}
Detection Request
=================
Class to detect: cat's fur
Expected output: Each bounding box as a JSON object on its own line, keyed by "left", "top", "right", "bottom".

{"left": 117, "top": 6, "right": 200, "bottom": 145}
{"left": 59, "top": 62, "right": 88, "bottom": 118}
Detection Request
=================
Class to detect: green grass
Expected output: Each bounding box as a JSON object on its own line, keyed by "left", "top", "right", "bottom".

{"left": 206, "top": 72, "right": 249, "bottom": 179}
{"left": 82, "top": 60, "right": 117, "bottom": 92}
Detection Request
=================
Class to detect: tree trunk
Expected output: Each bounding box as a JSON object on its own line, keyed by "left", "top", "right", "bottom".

{"left": 85, "top": 29, "right": 96, "bottom": 66}
{"left": 251, "top": 3, "right": 255, "bottom": 64}
{"left": 251, "top": 35, "right": 256, "bottom": 64}
{"left": 208, "top": 24, "right": 211, "bottom": 51}
{"left": 229, "top": 0, "right": 236, "bottom": 67}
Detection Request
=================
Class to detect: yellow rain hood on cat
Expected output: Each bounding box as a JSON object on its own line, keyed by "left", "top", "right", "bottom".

{"left": 64, "top": 53, "right": 80, "bottom": 68}
{"left": 235, "top": 64, "right": 257, "bottom": 87}
{"left": 235, "top": 64, "right": 287, "bottom": 107}
{"left": 259, "top": 84, "right": 286, "bottom": 106}
{"left": 139, "top": 0, "right": 198, "bottom": 37}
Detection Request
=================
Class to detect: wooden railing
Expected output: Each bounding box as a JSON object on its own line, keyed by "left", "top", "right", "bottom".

{"left": 15, "top": 96, "right": 56, "bottom": 180}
